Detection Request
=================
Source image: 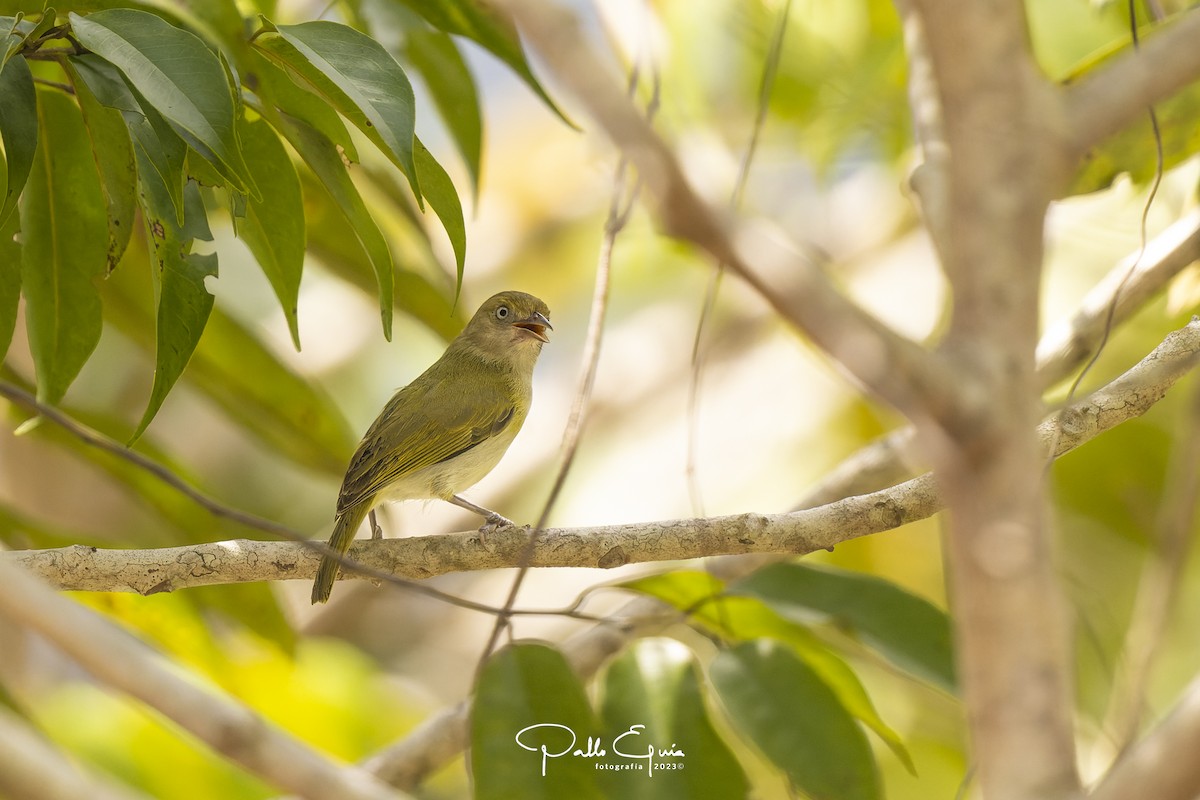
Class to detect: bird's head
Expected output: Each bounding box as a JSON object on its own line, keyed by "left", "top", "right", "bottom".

{"left": 459, "top": 291, "right": 553, "bottom": 364}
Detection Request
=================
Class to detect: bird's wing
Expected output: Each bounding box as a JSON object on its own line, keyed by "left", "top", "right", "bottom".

{"left": 336, "top": 370, "right": 517, "bottom": 514}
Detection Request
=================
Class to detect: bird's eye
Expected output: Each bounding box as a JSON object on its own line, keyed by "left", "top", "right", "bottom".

{"left": 495, "top": 306, "right": 510, "bottom": 320}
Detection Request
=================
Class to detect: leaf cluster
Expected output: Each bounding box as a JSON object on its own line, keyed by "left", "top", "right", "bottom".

{"left": 0, "top": 0, "right": 558, "bottom": 438}
{"left": 473, "top": 563, "right": 955, "bottom": 799}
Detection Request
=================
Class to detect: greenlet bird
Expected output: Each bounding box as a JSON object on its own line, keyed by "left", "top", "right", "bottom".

{"left": 311, "top": 291, "right": 552, "bottom": 604}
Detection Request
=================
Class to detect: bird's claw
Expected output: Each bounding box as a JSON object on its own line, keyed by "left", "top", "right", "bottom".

{"left": 484, "top": 512, "right": 515, "bottom": 529}
{"left": 478, "top": 513, "right": 515, "bottom": 546}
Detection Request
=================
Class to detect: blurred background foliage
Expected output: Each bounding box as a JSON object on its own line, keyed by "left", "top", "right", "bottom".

{"left": 1, "top": 0, "right": 1200, "bottom": 797}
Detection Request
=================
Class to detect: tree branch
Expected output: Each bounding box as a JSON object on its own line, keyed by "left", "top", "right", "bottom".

{"left": 1064, "top": 8, "right": 1200, "bottom": 158}
{"left": 3, "top": 481, "right": 942, "bottom": 593}
{"left": 0, "top": 562, "right": 414, "bottom": 800}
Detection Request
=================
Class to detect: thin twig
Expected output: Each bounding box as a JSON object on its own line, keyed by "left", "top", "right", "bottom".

{"left": 474, "top": 23, "right": 660, "bottom": 669}
{"left": 687, "top": 0, "right": 793, "bottom": 516}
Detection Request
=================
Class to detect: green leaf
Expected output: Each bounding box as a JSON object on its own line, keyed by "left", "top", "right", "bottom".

{"left": 0, "top": 211, "right": 18, "bottom": 360}
{"left": 621, "top": 571, "right": 914, "bottom": 774}
{"left": 405, "top": 24, "right": 482, "bottom": 193}
{"left": 253, "top": 18, "right": 420, "bottom": 203}
{"left": 712, "top": 640, "right": 881, "bottom": 800}
{"left": 600, "top": 638, "right": 748, "bottom": 799}
{"left": 415, "top": 138, "right": 465, "bottom": 294}
{"left": 68, "top": 9, "right": 256, "bottom": 197}
{"left": 473, "top": 643, "right": 604, "bottom": 800}
{"left": 395, "top": 0, "right": 568, "bottom": 125}
{"left": 0, "top": 53, "right": 36, "bottom": 227}
{"left": 236, "top": 116, "right": 304, "bottom": 350}
{"left": 19, "top": 88, "right": 107, "bottom": 404}
{"left": 71, "top": 53, "right": 188, "bottom": 225}
{"left": 276, "top": 112, "right": 393, "bottom": 340}
{"left": 734, "top": 563, "right": 957, "bottom": 693}
{"left": 67, "top": 59, "right": 137, "bottom": 273}
{"left": 246, "top": 48, "right": 359, "bottom": 163}
{"left": 131, "top": 147, "right": 217, "bottom": 440}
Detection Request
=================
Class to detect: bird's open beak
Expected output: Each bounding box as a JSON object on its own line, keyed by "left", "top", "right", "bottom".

{"left": 512, "top": 311, "right": 553, "bottom": 343}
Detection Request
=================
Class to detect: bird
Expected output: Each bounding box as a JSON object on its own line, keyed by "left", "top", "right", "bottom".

{"left": 311, "top": 290, "right": 552, "bottom": 604}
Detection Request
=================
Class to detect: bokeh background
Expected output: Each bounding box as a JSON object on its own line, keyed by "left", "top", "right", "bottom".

{"left": 3, "top": 0, "right": 1200, "bottom": 797}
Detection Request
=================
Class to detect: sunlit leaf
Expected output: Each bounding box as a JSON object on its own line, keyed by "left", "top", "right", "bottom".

{"left": 131, "top": 147, "right": 217, "bottom": 441}
{"left": 68, "top": 59, "right": 137, "bottom": 273}
{"left": 415, "top": 138, "right": 465, "bottom": 293}
{"left": 69, "top": 8, "right": 256, "bottom": 196}
{"left": 712, "top": 640, "right": 881, "bottom": 800}
{"left": 253, "top": 18, "right": 420, "bottom": 202}
{"left": 71, "top": 53, "right": 188, "bottom": 225}
{"left": 236, "top": 116, "right": 304, "bottom": 349}
{"left": 473, "top": 642, "right": 603, "bottom": 800}
{"left": 600, "top": 638, "right": 748, "bottom": 799}
{"left": 404, "top": 22, "right": 481, "bottom": 192}
{"left": 0, "top": 53, "right": 36, "bottom": 227}
{"left": 276, "top": 112, "right": 394, "bottom": 340}
{"left": 19, "top": 88, "right": 107, "bottom": 404}
{"left": 394, "top": 0, "right": 567, "bottom": 124}
{"left": 734, "top": 562, "right": 957, "bottom": 693}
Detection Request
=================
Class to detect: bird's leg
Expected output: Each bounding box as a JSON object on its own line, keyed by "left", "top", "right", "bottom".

{"left": 448, "top": 494, "right": 514, "bottom": 529}
{"left": 369, "top": 508, "right": 383, "bottom": 540}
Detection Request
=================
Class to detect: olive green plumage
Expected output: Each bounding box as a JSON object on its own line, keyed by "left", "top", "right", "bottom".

{"left": 311, "top": 291, "right": 552, "bottom": 604}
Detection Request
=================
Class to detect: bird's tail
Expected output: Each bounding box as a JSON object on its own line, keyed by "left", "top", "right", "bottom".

{"left": 311, "top": 503, "right": 370, "bottom": 604}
